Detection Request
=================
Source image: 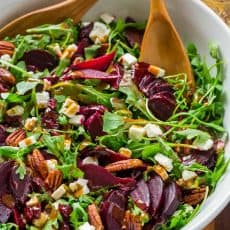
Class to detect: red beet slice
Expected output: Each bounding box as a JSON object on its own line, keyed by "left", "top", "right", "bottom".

{"left": 0, "top": 202, "right": 12, "bottom": 223}
{"left": 59, "top": 204, "right": 73, "bottom": 220}
{"left": 148, "top": 91, "right": 176, "bottom": 121}
{"left": 161, "top": 181, "right": 181, "bottom": 219}
{"left": 71, "top": 52, "right": 115, "bottom": 71}
{"left": 12, "top": 208, "right": 25, "bottom": 229}
{"left": 106, "top": 190, "right": 127, "bottom": 210}
{"left": 23, "top": 49, "right": 57, "bottom": 71}
{"left": 9, "top": 166, "right": 31, "bottom": 204}
{"left": 79, "top": 163, "right": 136, "bottom": 189}
{"left": 80, "top": 146, "right": 128, "bottom": 165}
{"left": 84, "top": 111, "right": 105, "bottom": 139}
{"left": 78, "top": 23, "right": 94, "bottom": 40}
{"left": 79, "top": 105, "right": 107, "bottom": 118}
{"left": 148, "top": 175, "right": 164, "bottom": 217}
{"left": 130, "top": 179, "right": 150, "bottom": 212}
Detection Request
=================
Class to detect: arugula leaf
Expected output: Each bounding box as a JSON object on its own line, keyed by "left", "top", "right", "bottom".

{"left": 175, "top": 129, "right": 212, "bottom": 149}
{"left": 0, "top": 223, "right": 18, "bottom": 230}
{"left": 99, "top": 132, "right": 127, "bottom": 151}
{"left": 70, "top": 202, "right": 88, "bottom": 228}
{"left": 0, "top": 146, "right": 19, "bottom": 158}
{"left": 16, "top": 81, "right": 39, "bottom": 95}
{"left": 55, "top": 58, "right": 70, "bottom": 77}
{"left": 16, "top": 162, "right": 27, "bottom": 180}
{"left": 102, "top": 112, "right": 124, "bottom": 133}
{"left": 85, "top": 45, "right": 100, "bottom": 60}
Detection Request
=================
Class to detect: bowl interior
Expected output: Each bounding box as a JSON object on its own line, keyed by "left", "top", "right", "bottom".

{"left": 0, "top": 0, "right": 230, "bottom": 229}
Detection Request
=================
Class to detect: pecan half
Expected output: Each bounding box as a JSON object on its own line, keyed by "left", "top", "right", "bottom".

{"left": 5, "top": 129, "right": 26, "bottom": 146}
{"left": 0, "top": 68, "right": 16, "bottom": 86}
{"left": 183, "top": 187, "right": 206, "bottom": 206}
{"left": 122, "top": 210, "right": 142, "bottom": 230}
{"left": 27, "top": 149, "right": 48, "bottom": 179}
{"left": 45, "top": 170, "right": 63, "bottom": 191}
{"left": 0, "top": 41, "right": 15, "bottom": 56}
{"left": 88, "top": 203, "right": 104, "bottom": 230}
{"left": 105, "top": 159, "right": 144, "bottom": 172}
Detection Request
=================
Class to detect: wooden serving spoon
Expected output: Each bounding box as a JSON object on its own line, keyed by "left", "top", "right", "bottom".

{"left": 0, "top": 0, "right": 97, "bottom": 39}
{"left": 140, "top": 0, "right": 195, "bottom": 91}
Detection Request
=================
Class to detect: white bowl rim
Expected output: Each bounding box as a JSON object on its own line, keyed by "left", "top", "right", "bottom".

{"left": 181, "top": 0, "right": 230, "bottom": 229}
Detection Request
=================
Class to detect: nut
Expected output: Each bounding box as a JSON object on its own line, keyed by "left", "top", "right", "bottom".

{"left": 0, "top": 41, "right": 15, "bottom": 56}
{"left": 27, "top": 149, "right": 48, "bottom": 179}
{"left": 88, "top": 204, "right": 104, "bottom": 230}
{"left": 152, "top": 165, "right": 169, "bottom": 181}
{"left": 183, "top": 187, "right": 206, "bottom": 206}
{"left": 0, "top": 67, "right": 16, "bottom": 85}
{"left": 5, "top": 129, "right": 26, "bottom": 146}
{"left": 122, "top": 210, "right": 142, "bottom": 230}
{"left": 45, "top": 169, "right": 63, "bottom": 191}
{"left": 105, "top": 159, "right": 144, "bottom": 172}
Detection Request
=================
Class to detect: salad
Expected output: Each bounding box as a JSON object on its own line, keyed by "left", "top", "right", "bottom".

{"left": 0, "top": 13, "right": 228, "bottom": 230}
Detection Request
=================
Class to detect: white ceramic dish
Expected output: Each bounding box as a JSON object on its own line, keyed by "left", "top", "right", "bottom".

{"left": 0, "top": 0, "right": 230, "bottom": 229}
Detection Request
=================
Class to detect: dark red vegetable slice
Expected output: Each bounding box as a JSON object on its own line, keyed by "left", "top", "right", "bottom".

{"left": 9, "top": 166, "right": 31, "bottom": 204}
{"left": 79, "top": 105, "right": 107, "bottom": 118}
{"left": 79, "top": 163, "right": 136, "bottom": 189}
{"left": 130, "top": 179, "right": 150, "bottom": 212}
{"left": 161, "top": 181, "right": 181, "bottom": 219}
{"left": 22, "top": 49, "right": 57, "bottom": 71}
{"left": 59, "top": 204, "right": 73, "bottom": 220}
{"left": 148, "top": 175, "right": 164, "bottom": 217}
{"left": 12, "top": 208, "right": 25, "bottom": 229}
{"left": 78, "top": 23, "right": 94, "bottom": 40}
{"left": 106, "top": 190, "right": 127, "bottom": 210}
{"left": 148, "top": 91, "right": 176, "bottom": 121}
{"left": 71, "top": 52, "right": 115, "bottom": 71}
{"left": 84, "top": 111, "right": 105, "bottom": 139}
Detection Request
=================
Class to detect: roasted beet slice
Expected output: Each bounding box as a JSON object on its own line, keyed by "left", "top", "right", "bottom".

{"left": 182, "top": 147, "right": 216, "bottom": 168}
{"left": 124, "top": 27, "right": 144, "bottom": 47}
{"left": 24, "top": 205, "right": 41, "bottom": 223}
{"left": 138, "top": 74, "right": 155, "bottom": 94}
{"left": 59, "top": 204, "right": 73, "bottom": 220}
{"left": 9, "top": 166, "right": 31, "bottom": 204}
{"left": 84, "top": 111, "right": 105, "bottom": 139}
{"left": 0, "top": 125, "right": 7, "bottom": 145}
{"left": 148, "top": 175, "right": 164, "bottom": 217}
{"left": 106, "top": 190, "right": 127, "bottom": 210}
{"left": 161, "top": 181, "right": 181, "bottom": 219}
{"left": 71, "top": 52, "right": 115, "bottom": 71}
{"left": 133, "top": 62, "right": 150, "bottom": 86}
{"left": 80, "top": 146, "right": 128, "bottom": 165}
{"left": 130, "top": 179, "right": 150, "bottom": 212}
{"left": 100, "top": 201, "right": 125, "bottom": 230}
{"left": 0, "top": 202, "right": 12, "bottom": 223}
{"left": 79, "top": 105, "right": 107, "bottom": 118}
{"left": 42, "top": 109, "right": 59, "bottom": 130}
{"left": 0, "top": 161, "right": 15, "bottom": 196}
{"left": 79, "top": 163, "right": 136, "bottom": 189}
{"left": 22, "top": 49, "right": 57, "bottom": 71}
{"left": 12, "top": 208, "right": 25, "bottom": 229}
{"left": 74, "top": 38, "right": 92, "bottom": 58}
{"left": 78, "top": 23, "right": 94, "bottom": 40}
{"left": 148, "top": 91, "right": 176, "bottom": 121}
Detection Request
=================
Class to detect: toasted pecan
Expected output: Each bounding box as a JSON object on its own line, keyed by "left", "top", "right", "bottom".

{"left": 27, "top": 149, "right": 48, "bottom": 179}
{"left": 45, "top": 170, "right": 63, "bottom": 191}
{"left": 88, "top": 203, "right": 104, "bottom": 230}
{"left": 5, "top": 129, "right": 26, "bottom": 146}
{"left": 105, "top": 159, "right": 144, "bottom": 172}
{"left": 0, "top": 41, "right": 15, "bottom": 56}
{"left": 183, "top": 187, "right": 206, "bottom": 206}
{"left": 122, "top": 210, "right": 142, "bottom": 230}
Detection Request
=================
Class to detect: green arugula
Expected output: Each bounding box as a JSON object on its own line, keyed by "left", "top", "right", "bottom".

{"left": 102, "top": 112, "right": 125, "bottom": 133}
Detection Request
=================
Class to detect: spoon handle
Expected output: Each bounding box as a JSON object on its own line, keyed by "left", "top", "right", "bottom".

{"left": 0, "top": 0, "right": 97, "bottom": 39}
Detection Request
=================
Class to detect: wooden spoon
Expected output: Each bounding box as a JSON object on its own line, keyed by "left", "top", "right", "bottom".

{"left": 140, "top": 0, "right": 195, "bottom": 91}
{"left": 0, "top": 0, "right": 97, "bottom": 39}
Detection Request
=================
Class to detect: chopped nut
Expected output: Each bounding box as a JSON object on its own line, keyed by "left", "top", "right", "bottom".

{"left": 152, "top": 164, "right": 169, "bottom": 181}
{"left": 0, "top": 41, "right": 15, "bottom": 56}
{"left": 5, "top": 129, "right": 26, "bottom": 146}
{"left": 32, "top": 212, "right": 48, "bottom": 228}
{"left": 183, "top": 187, "right": 206, "bottom": 206}
{"left": 88, "top": 203, "right": 104, "bottom": 230}
{"left": 105, "top": 159, "right": 144, "bottom": 172}
{"left": 0, "top": 67, "right": 16, "bottom": 85}
{"left": 45, "top": 170, "right": 63, "bottom": 191}
{"left": 119, "top": 147, "right": 132, "bottom": 158}
{"left": 24, "top": 117, "right": 37, "bottom": 131}
{"left": 27, "top": 149, "right": 48, "bottom": 179}
{"left": 123, "top": 210, "right": 142, "bottom": 230}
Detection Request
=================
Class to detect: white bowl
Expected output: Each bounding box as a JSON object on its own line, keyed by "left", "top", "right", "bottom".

{"left": 1, "top": 0, "right": 230, "bottom": 229}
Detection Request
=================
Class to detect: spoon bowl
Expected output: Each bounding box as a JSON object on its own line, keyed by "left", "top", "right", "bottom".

{"left": 0, "top": 0, "right": 97, "bottom": 39}
{"left": 140, "top": 0, "right": 195, "bottom": 91}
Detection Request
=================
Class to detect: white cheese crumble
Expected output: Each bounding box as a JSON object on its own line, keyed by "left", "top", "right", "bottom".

{"left": 182, "top": 170, "right": 197, "bottom": 181}
{"left": 51, "top": 184, "right": 66, "bottom": 200}
{"left": 144, "top": 124, "right": 163, "bottom": 138}
{"left": 119, "top": 53, "right": 137, "bottom": 67}
{"left": 154, "top": 153, "right": 173, "bottom": 172}
{"left": 36, "top": 92, "right": 50, "bottom": 109}
{"left": 100, "top": 13, "right": 115, "bottom": 24}
{"left": 19, "top": 136, "right": 36, "bottom": 148}
{"left": 79, "top": 222, "right": 95, "bottom": 230}
{"left": 24, "top": 117, "right": 37, "bottom": 131}
{"left": 60, "top": 98, "right": 80, "bottom": 118}
{"left": 198, "top": 138, "right": 214, "bottom": 151}
{"left": 82, "top": 156, "right": 99, "bottom": 165}
{"left": 69, "top": 115, "right": 85, "bottom": 126}
{"left": 69, "top": 178, "right": 90, "bottom": 195}
{"left": 128, "top": 125, "right": 146, "bottom": 141}
{"left": 89, "top": 22, "right": 110, "bottom": 44}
